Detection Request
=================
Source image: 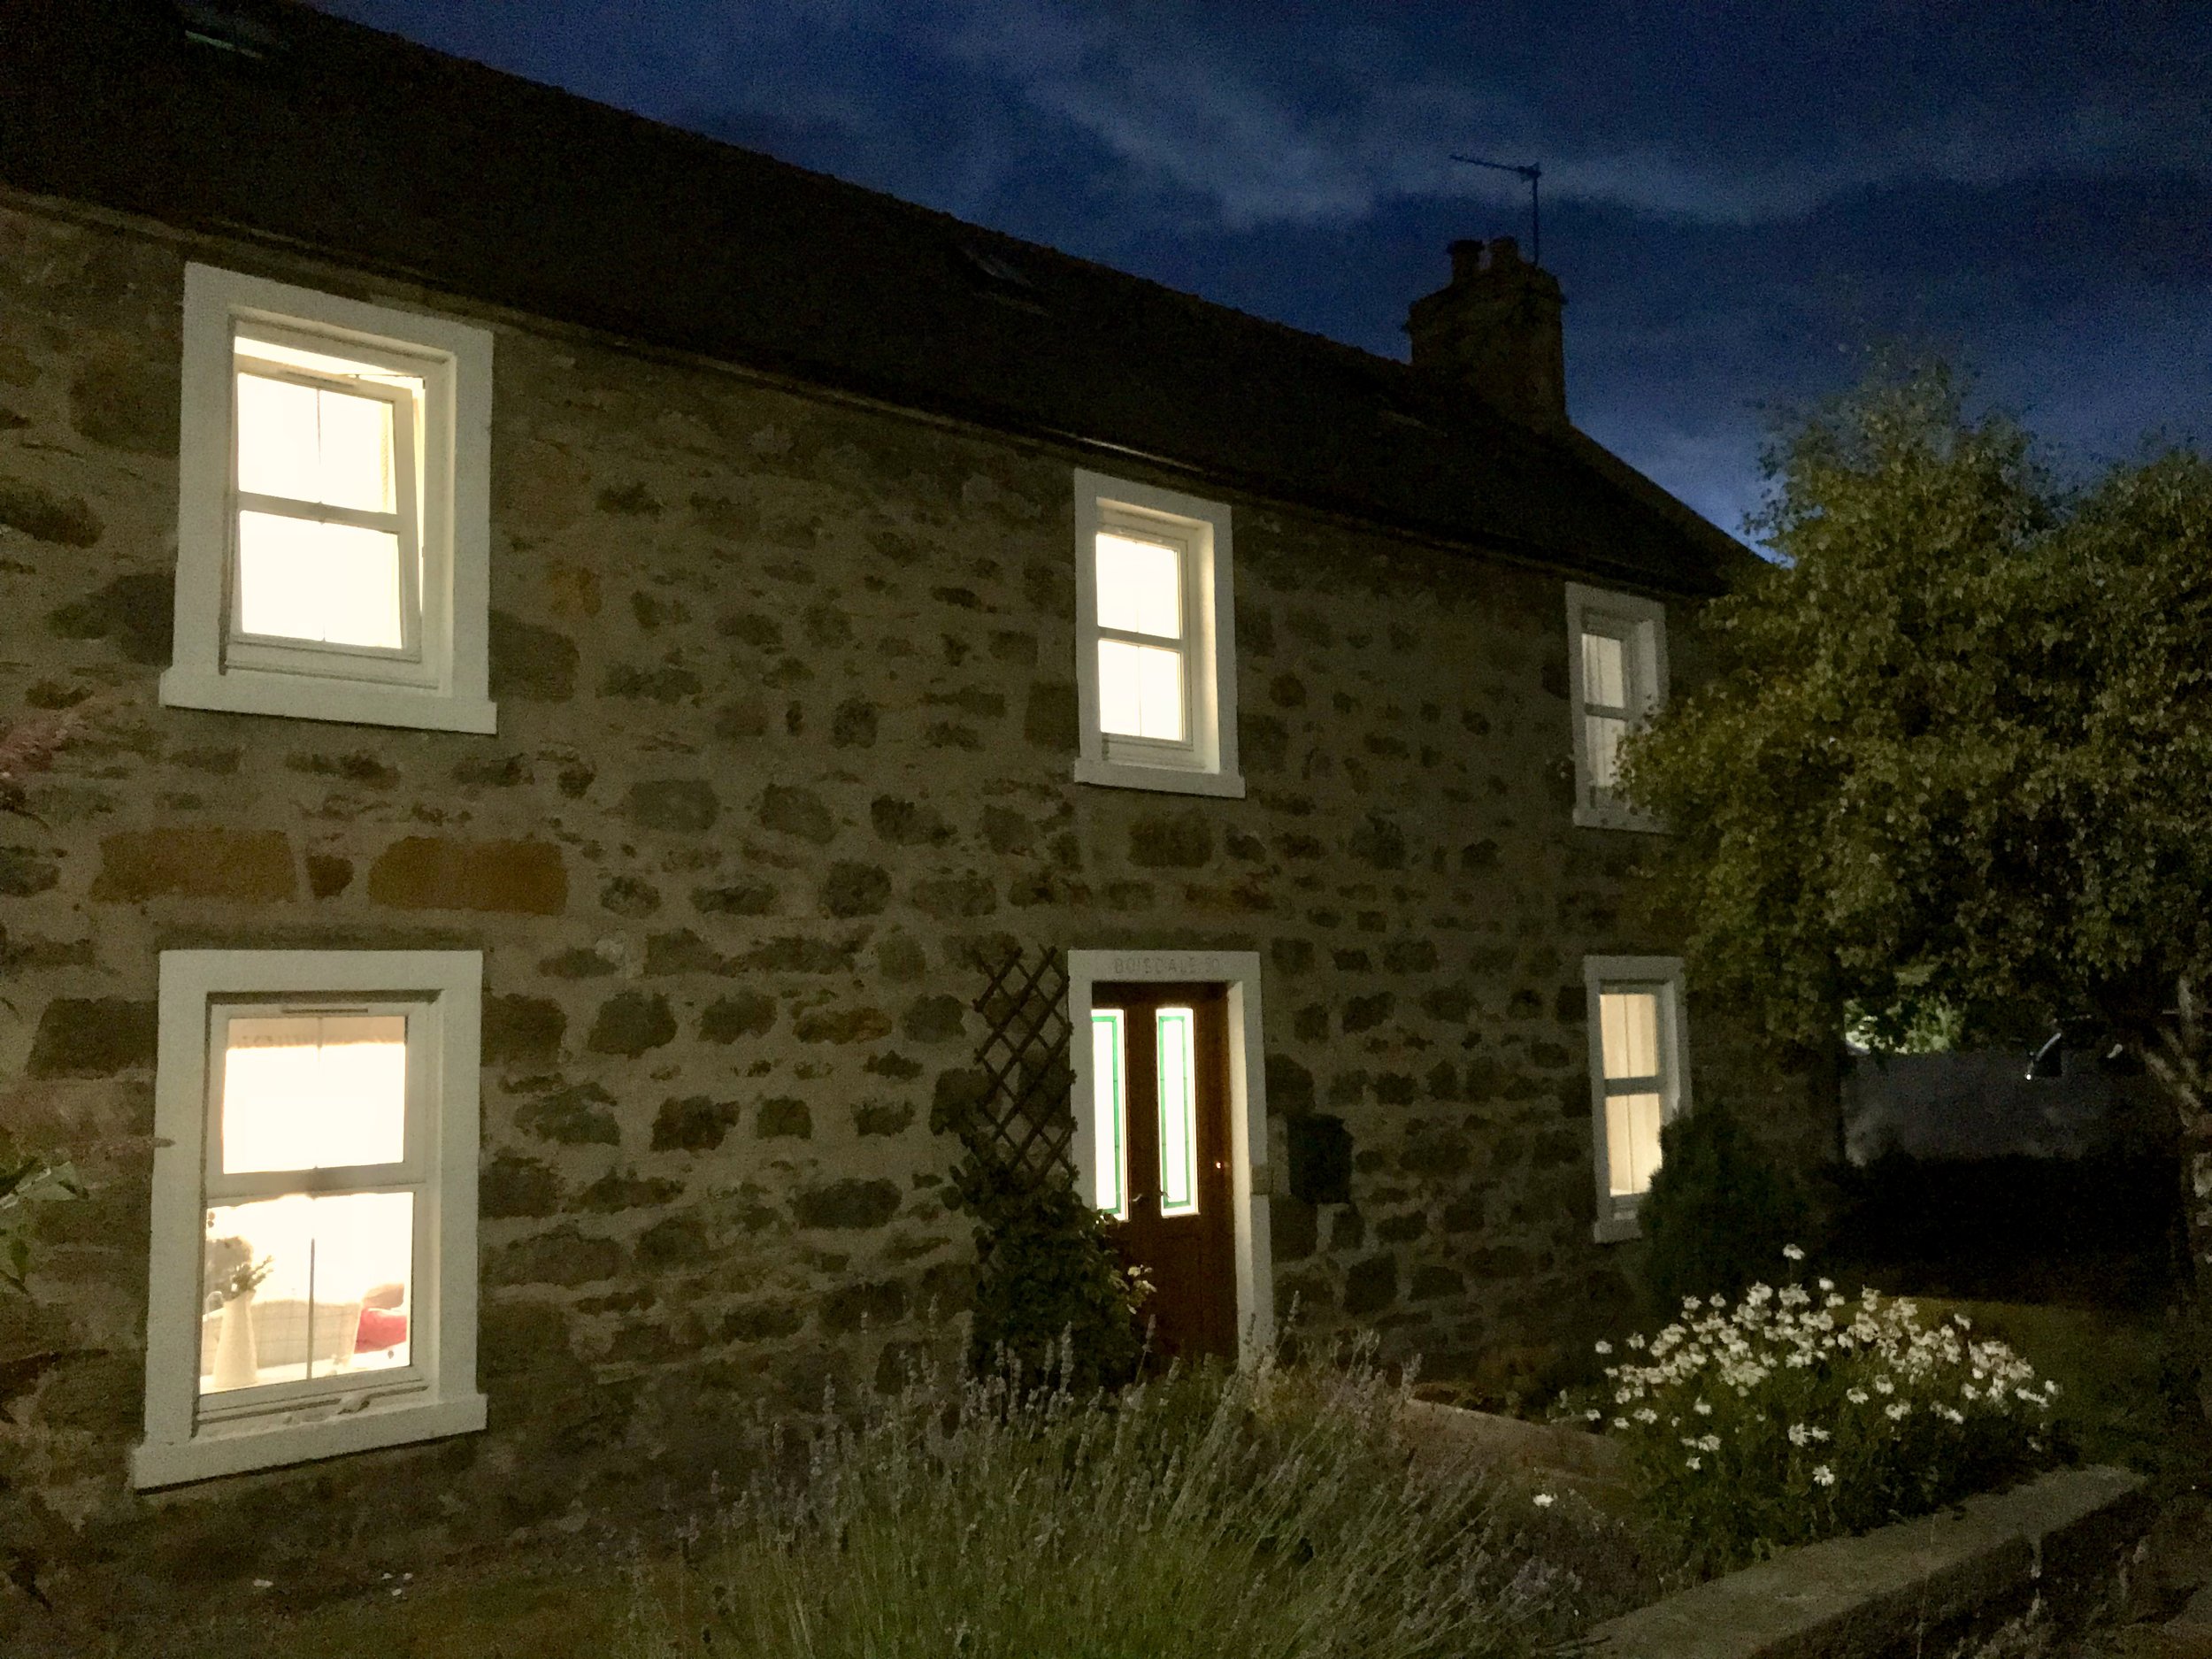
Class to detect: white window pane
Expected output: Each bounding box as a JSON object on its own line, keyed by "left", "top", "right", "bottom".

{"left": 311, "top": 386, "right": 396, "bottom": 512}
{"left": 1586, "top": 714, "right": 1628, "bottom": 791}
{"left": 1136, "top": 645, "right": 1187, "bottom": 741}
{"left": 202, "top": 1190, "right": 413, "bottom": 1393}
{"left": 1091, "top": 1010, "right": 1126, "bottom": 1218}
{"left": 234, "top": 373, "right": 321, "bottom": 502}
{"left": 1099, "top": 640, "right": 1187, "bottom": 741}
{"left": 1581, "top": 628, "right": 1628, "bottom": 710}
{"left": 1605, "top": 1091, "right": 1666, "bottom": 1196}
{"left": 236, "top": 371, "right": 396, "bottom": 513}
{"left": 221, "top": 1013, "right": 408, "bottom": 1173}
{"left": 1598, "top": 990, "right": 1661, "bottom": 1081}
{"left": 236, "top": 511, "right": 405, "bottom": 649}
{"left": 1095, "top": 532, "right": 1183, "bottom": 640}
{"left": 1156, "top": 1007, "right": 1198, "bottom": 1217}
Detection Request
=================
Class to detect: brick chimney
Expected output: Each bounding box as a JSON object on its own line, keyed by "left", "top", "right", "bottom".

{"left": 1405, "top": 237, "right": 1566, "bottom": 430}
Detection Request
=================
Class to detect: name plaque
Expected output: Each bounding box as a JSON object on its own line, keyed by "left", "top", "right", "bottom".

{"left": 1107, "top": 953, "right": 1208, "bottom": 978}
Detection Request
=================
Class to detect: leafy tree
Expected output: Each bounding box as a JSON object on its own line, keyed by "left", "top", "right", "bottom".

{"left": 1620, "top": 365, "right": 2212, "bottom": 1401}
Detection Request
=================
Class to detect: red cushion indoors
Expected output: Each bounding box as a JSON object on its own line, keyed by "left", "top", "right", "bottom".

{"left": 355, "top": 1307, "right": 408, "bottom": 1351}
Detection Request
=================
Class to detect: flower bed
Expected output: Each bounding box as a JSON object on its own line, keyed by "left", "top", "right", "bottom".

{"left": 1578, "top": 1254, "right": 2060, "bottom": 1570}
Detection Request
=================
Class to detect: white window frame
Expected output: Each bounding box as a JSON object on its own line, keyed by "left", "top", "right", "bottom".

{"left": 1072, "top": 470, "right": 1243, "bottom": 798}
{"left": 1583, "top": 954, "right": 1692, "bottom": 1243}
{"left": 1066, "top": 949, "right": 1273, "bottom": 1362}
{"left": 1565, "top": 581, "right": 1668, "bottom": 831}
{"left": 134, "top": 950, "right": 486, "bottom": 1488}
{"left": 162, "top": 264, "right": 496, "bottom": 734}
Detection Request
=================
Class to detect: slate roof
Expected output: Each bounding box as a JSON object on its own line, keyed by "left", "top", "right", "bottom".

{"left": 1, "top": 0, "right": 1741, "bottom": 592}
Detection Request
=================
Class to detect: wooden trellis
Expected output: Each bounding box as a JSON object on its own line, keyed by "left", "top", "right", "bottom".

{"left": 966, "top": 947, "right": 1078, "bottom": 1194}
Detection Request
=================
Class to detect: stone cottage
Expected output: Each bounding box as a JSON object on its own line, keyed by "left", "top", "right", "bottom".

{"left": 0, "top": 0, "right": 1824, "bottom": 1635}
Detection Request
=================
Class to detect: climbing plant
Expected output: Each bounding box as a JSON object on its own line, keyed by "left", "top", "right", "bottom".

{"left": 933, "top": 949, "right": 1147, "bottom": 1391}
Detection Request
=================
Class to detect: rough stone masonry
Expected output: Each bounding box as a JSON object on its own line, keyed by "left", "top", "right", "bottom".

{"left": 0, "top": 184, "right": 1822, "bottom": 1636}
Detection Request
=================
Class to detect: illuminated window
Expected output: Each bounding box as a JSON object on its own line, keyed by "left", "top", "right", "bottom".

{"left": 164, "top": 265, "right": 496, "bottom": 734}
{"left": 1072, "top": 471, "right": 1242, "bottom": 797}
{"left": 1154, "top": 1007, "right": 1199, "bottom": 1217}
{"left": 1095, "top": 531, "right": 1188, "bottom": 743}
{"left": 135, "top": 951, "right": 486, "bottom": 1488}
{"left": 1564, "top": 582, "right": 1667, "bottom": 830}
{"left": 1582, "top": 955, "right": 1690, "bottom": 1242}
{"left": 1090, "top": 1010, "right": 1128, "bottom": 1219}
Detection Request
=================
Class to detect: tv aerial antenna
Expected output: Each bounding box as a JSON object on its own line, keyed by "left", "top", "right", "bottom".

{"left": 1451, "top": 155, "right": 1543, "bottom": 265}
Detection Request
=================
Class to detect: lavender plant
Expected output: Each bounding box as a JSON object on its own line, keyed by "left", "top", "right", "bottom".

{"left": 1579, "top": 1249, "right": 2058, "bottom": 1569}
{"left": 622, "top": 1345, "right": 1647, "bottom": 1659}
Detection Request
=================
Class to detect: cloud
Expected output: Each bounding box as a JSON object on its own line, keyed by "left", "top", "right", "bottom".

{"left": 926, "top": 0, "right": 2212, "bottom": 229}
{"left": 319, "top": 0, "right": 2212, "bottom": 544}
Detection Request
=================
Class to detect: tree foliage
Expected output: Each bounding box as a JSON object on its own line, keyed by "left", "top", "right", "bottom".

{"left": 1623, "top": 365, "right": 2212, "bottom": 1055}
{"left": 1619, "top": 365, "right": 2212, "bottom": 1404}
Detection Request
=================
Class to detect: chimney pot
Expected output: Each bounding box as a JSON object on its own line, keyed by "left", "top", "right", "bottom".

{"left": 1405, "top": 238, "right": 1567, "bottom": 430}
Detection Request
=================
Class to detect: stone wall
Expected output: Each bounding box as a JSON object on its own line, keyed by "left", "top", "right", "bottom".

{"left": 0, "top": 190, "right": 1824, "bottom": 1642}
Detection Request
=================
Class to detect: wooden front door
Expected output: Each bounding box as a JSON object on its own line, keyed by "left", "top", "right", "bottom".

{"left": 1090, "top": 982, "right": 1237, "bottom": 1362}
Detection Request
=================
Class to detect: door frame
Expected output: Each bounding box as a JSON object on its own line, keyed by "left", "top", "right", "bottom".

{"left": 1067, "top": 949, "right": 1274, "bottom": 1362}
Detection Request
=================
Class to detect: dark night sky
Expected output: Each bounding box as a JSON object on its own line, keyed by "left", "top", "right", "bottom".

{"left": 320, "top": 1, "right": 2211, "bottom": 543}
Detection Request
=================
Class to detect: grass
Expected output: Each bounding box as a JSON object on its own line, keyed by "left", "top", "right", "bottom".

{"left": 1913, "top": 1297, "right": 2212, "bottom": 1488}
{"left": 157, "top": 1558, "right": 638, "bottom": 1659}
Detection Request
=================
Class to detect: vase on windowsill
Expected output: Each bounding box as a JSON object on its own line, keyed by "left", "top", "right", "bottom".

{"left": 212, "top": 1288, "right": 259, "bottom": 1391}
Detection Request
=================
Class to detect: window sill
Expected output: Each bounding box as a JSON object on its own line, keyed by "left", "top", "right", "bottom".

{"left": 131, "top": 1390, "right": 487, "bottom": 1489}
{"left": 1073, "top": 757, "right": 1246, "bottom": 799}
{"left": 161, "top": 667, "right": 497, "bottom": 735}
{"left": 1593, "top": 1210, "right": 1643, "bottom": 1244}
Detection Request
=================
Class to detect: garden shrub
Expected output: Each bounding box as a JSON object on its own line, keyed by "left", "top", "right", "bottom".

{"left": 0, "top": 1150, "right": 82, "bottom": 1294}
{"left": 623, "top": 1346, "right": 1645, "bottom": 1659}
{"left": 1638, "top": 1098, "right": 1809, "bottom": 1317}
{"left": 960, "top": 1175, "right": 1146, "bottom": 1392}
{"left": 1581, "top": 1256, "right": 2058, "bottom": 1571}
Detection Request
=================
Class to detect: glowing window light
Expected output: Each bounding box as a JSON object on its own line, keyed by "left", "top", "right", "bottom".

{"left": 1580, "top": 627, "right": 1633, "bottom": 795}
{"left": 220, "top": 1013, "right": 407, "bottom": 1174}
{"left": 1097, "top": 640, "right": 1187, "bottom": 741}
{"left": 234, "top": 372, "right": 396, "bottom": 513}
{"left": 1598, "top": 991, "right": 1660, "bottom": 1082}
{"left": 1094, "top": 533, "right": 1183, "bottom": 640}
{"left": 1094, "top": 526, "right": 1190, "bottom": 744}
{"left": 1156, "top": 1007, "right": 1198, "bottom": 1217}
{"left": 1605, "top": 1092, "right": 1666, "bottom": 1197}
{"left": 1597, "top": 989, "right": 1666, "bottom": 1196}
{"left": 1580, "top": 629, "right": 1628, "bottom": 710}
{"left": 234, "top": 513, "right": 406, "bottom": 649}
{"left": 1091, "top": 1010, "right": 1127, "bottom": 1218}
{"left": 201, "top": 1189, "right": 413, "bottom": 1394}
{"left": 230, "top": 336, "right": 421, "bottom": 656}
